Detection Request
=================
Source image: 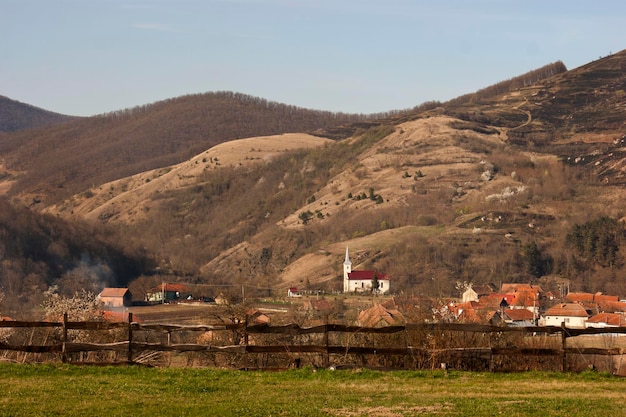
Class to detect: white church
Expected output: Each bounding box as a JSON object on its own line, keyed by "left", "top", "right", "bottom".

{"left": 343, "top": 247, "right": 390, "bottom": 294}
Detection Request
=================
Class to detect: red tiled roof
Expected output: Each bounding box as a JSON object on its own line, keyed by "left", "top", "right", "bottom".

{"left": 587, "top": 313, "right": 626, "bottom": 327}
{"left": 544, "top": 303, "right": 590, "bottom": 318}
{"left": 509, "top": 291, "right": 539, "bottom": 307}
{"left": 503, "top": 309, "right": 534, "bottom": 321}
{"left": 595, "top": 294, "right": 619, "bottom": 303}
{"left": 482, "top": 293, "right": 516, "bottom": 306}
{"left": 457, "top": 308, "right": 497, "bottom": 324}
{"left": 99, "top": 288, "right": 130, "bottom": 298}
{"left": 599, "top": 301, "right": 626, "bottom": 313}
{"left": 566, "top": 292, "right": 595, "bottom": 303}
{"left": 348, "top": 270, "right": 389, "bottom": 281}
{"left": 501, "top": 283, "right": 542, "bottom": 294}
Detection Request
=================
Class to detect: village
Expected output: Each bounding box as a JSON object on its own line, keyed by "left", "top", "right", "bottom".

{"left": 95, "top": 247, "right": 626, "bottom": 331}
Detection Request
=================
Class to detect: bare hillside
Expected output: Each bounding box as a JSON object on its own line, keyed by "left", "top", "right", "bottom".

{"left": 47, "top": 133, "right": 334, "bottom": 223}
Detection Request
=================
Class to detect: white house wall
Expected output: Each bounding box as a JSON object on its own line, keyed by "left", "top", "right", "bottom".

{"left": 346, "top": 279, "right": 390, "bottom": 294}
{"left": 543, "top": 315, "right": 587, "bottom": 329}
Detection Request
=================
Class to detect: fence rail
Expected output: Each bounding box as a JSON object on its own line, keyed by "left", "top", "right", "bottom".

{"left": 1, "top": 314, "right": 626, "bottom": 373}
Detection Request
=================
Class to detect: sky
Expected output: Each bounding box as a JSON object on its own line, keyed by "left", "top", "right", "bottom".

{"left": 3, "top": 0, "right": 626, "bottom": 117}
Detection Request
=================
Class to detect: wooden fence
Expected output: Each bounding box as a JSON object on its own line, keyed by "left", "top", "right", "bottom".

{"left": 1, "top": 314, "right": 626, "bottom": 373}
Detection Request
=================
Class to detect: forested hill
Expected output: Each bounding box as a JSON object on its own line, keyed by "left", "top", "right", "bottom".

{"left": 0, "top": 198, "right": 151, "bottom": 317}
{"left": 0, "top": 92, "right": 379, "bottom": 204}
{"left": 0, "top": 95, "right": 75, "bottom": 133}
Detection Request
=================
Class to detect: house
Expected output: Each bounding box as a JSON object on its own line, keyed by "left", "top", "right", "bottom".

{"left": 447, "top": 301, "right": 499, "bottom": 325}
{"left": 598, "top": 300, "right": 626, "bottom": 313}
{"left": 585, "top": 312, "right": 626, "bottom": 328}
{"left": 472, "top": 283, "right": 498, "bottom": 297}
{"left": 287, "top": 287, "right": 301, "bottom": 297}
{"left": 458, "top": 307, "right": 500, "bottom": 325}
{"left": 145, "top": 283, "right": 191, "bottom": 303}
{"left": 508, "top": 290, "right": 540, "bottom": 316}
{"left": 343, "top": 247, "right": 390, "bottom": 294}
{"left": 462, "top": 286, "right": 478, "bottom": 303}
{"left": 503, "top": 308, "right": 536, "bottom": 327}
{"left": 98, "top": 288, "right": 132, "bottom": 308}
{"left": 541, "top": 303, "right": 592, "bottom": 328}
{"left": 565, "top": 292, "right": 596, "bottom": 303}
{"left": 461, "top": 283, "right": 497, "bottom": 303}
{"left": 479, "top": 294, "right": 511, "bottom": 310}
{"left": 566, "top": 292, "right": 623, "bottom": 313}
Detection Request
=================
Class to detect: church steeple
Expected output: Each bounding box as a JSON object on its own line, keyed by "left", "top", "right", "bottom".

{"left": 343, "top": 246, "right": 352, "bottom": 292}
{"left": 344, "top": 246, "right": 351, "bottom": 266}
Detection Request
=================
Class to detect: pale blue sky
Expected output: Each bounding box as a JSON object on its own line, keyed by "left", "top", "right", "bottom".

{"left": 2, "top": 0, "right": 626, "bottom": 116}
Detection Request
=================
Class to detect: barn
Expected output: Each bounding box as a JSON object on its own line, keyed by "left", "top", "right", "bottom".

{"left": 98, "top": 288, "right": 133, "bottom": 308}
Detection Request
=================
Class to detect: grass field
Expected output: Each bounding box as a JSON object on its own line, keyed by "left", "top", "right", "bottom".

{"left": 1, "top": 364, "right": 625, "bottom": 416}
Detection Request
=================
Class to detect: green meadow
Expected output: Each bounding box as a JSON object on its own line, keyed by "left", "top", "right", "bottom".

{"left": 0, "top": 364, "right": 624, "bottom": 416}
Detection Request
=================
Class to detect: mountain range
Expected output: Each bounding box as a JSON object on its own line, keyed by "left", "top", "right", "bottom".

{"left": 1, "top": 50, "right": 626, "bottom": 318}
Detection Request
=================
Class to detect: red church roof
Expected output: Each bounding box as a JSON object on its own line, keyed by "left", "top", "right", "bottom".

{"left": 347, "top": 270, "right": 389, "bottom": 281}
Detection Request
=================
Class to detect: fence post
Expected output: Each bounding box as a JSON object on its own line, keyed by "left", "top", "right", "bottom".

{"left": 127, "top": 312, "right": 133, "bottom": 364}
{"left": 323, "top": 315, "right": 329, "bottom": 368}
{"left": 403, "top": 326, "right": 410, "bottom": 370}
{"left": 62, "top": 313, "right": 68, "bottom": 363}
{"left": 244, "top": 316, "right": 249, "bottom": 370}
{"left": 561, "top": 322, "right": 567, "bottom": 372}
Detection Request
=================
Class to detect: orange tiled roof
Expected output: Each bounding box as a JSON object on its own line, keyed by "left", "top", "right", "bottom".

{"left": 501, "top": 283, "right": 542, "bottom": 294}
{"left": 566, "top": 292, "right": 595, "bottom": 303}
{"left": 509, "top": 290, "right": 539, "bottom": 307}
{"left": 503, "top": 309, "right": 534, "bottom": 321}
{"left": 99, "top": 288, "right": 130, "bottom": 298}
{"left": 587, "top": 313, "right": 626, "bottom": 327}
{"left": 544, "top": 303, "right": 590, "bottom": 318}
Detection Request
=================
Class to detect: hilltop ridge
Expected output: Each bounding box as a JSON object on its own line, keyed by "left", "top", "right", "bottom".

{"left": 0, "top": 95, "right": 75, "bottom": 133}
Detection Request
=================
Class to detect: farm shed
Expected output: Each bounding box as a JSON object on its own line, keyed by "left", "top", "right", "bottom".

{"left": 98, "top": 288, "right": 133, "bottom": 308}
